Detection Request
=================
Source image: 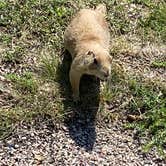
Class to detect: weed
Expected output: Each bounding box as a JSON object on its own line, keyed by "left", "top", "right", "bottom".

{"left": 0, "top": 0, "right": 165, "bottom": 157}
{"left": 139, "top": 1, "right": 166, "bottom": 42}
{"left": 6, "top": 72, "right": 38, "bottom": 94}
{"left": 127, "top": 79, "right": 166, "bottom": 156}
{"left": 0, "top": 107, "right": 27, "bottom": 139}
{"left": 2, "top": 46, "right": 25, "bottom": 63}
{"left": 0, "top": 34, "right": 12, "bottom": 45}
{"left": 151, "top": 61, "right": 166, "bottom": 68}
{"left": 110, "top": 37, "right": 132, "bottom": 57}
{"left": 40, "top": 54, "right": 59, "bottom": 82}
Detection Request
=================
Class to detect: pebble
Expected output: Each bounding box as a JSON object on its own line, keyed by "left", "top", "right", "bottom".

{"left": 0, "top": 116, "right": 165, "bottom": 166}
{"left": 0, "top": 3, "right": 165, "bottom": 165}
{"left": 14, "top": 144, "right": 19, "bottom": 148}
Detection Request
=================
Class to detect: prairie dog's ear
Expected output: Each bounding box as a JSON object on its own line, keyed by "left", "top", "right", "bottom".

{"left": 86, "top": 51, "right": 99, "bottom": 65}
{"left": 83, "top": 51, "right": 95, "bottom": 65}
{"left": 87, "top": 51, "right": 95, "bottom": 57}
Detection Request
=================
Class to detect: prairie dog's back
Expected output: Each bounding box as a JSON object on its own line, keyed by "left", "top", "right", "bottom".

{"left": 64, "top": 4, "right": 112, "bottom": 102}
{"left": 64, "top": 7, "right": 110, "bottom": 58}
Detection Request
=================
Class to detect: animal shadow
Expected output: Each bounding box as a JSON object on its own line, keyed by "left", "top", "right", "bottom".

{"left": 56, "top": 50, "right": 100, "bottom": 151}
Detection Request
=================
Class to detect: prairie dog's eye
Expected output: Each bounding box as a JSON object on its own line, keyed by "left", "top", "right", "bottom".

{"left": 94, "top": 58, "right": 98, "bottom": 65}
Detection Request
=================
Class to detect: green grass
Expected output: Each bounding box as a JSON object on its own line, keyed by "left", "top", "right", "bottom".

{"left": 6, "top": 72, "right": 38, "bottom": 94}
{"left": 139, "top": 1, "right": 166, "bottom": 42}
{"left": 0, "top": 34, "right": 12, "bottom": 45}
{"left": 0, "top": 107, "right": 37, "bottom": 140}
{"left": 2, "top": 46, "right": 26, "bottom": 63}
{"left": 151, "top": 61, "right": 166, "bottom": 68}
{"left": 40, "top": 54, "right": 59, "bottom": 82}
{"left": 101, "top": 66, "right": 166, "bottom": 156}
{"left": 126, "top": 79, "right": 166, "bottom": 156}
{"left": 0, "top": 0, "right": 165, "bottom": 157}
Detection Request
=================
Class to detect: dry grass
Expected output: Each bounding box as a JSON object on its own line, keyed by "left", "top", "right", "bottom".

{"left": 0, "top": 0, "right": 166, "bottom": 156}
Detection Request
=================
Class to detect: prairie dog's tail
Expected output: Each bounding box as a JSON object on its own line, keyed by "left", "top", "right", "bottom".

{"left": 95, "top": 4, "right": 107, "bottom": 16}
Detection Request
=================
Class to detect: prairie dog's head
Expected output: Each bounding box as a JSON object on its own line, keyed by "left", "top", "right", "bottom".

{"left": 85, "top": 50, "right": 112, "bottom": 81}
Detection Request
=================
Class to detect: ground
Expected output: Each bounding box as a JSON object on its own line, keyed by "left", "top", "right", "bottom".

{"left": 0, "top": 0, "right": 166, "bottom": 165}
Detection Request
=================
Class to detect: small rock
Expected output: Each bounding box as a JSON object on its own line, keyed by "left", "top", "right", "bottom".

{"left": 34, "top": 154, "right": 45, "bottom": 162}
{"left": 14, "top": 144, "right": 19, "bottom": 149}
{"left": 48, "top": 157, "right": 55, "bottom": 164}
{"left": 21, "top": 137, "right": 27, "bottom": 140}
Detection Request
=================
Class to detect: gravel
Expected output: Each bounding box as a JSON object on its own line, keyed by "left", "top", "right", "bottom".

{"left": 0, "top": 116, "right": 165, "bottom": 166}
{"left": 1, "top": 2, "right": 166, "bottom": 165}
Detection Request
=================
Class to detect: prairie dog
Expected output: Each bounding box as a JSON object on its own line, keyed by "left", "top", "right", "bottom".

{"left": 64, "top": 4, "right": 112, "bottom": 101}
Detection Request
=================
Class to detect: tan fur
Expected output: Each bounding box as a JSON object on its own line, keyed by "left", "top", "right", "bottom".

{"left": 64, "top": 4, "right": 112, "bottom": 101}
